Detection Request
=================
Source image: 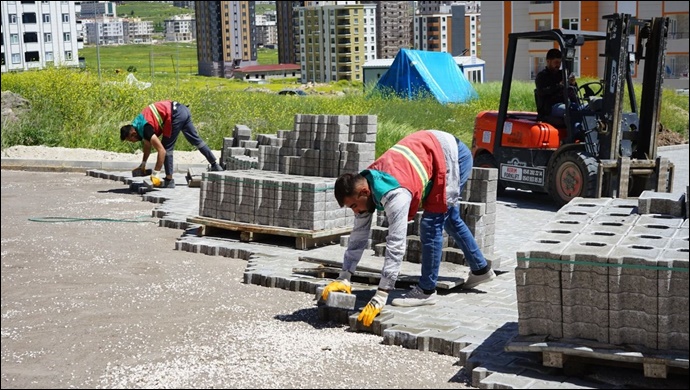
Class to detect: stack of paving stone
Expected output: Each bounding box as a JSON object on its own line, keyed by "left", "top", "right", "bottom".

{"left": 515, "top": 188, "right": 689, "bottom": 352}
{"left": 200, "top": 114, "right": 377, "bottom": 230}
{"left": 221, "top": 125, "right": 259, "bottom": 170}
{"left": 219, "top": 115, "right": 377, "bottom": 176}
{"left": 199, "top": 170, "right": 354, "bottom": 230}
{"left": 361, "top": 166, "right": 499, "bottom": 261}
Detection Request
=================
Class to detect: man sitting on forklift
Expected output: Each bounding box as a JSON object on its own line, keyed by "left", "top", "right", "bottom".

{"left": 535, "top": 48, "right": 602, "bottom": 142}
{"left": 535, "top": 48, "right": 579, "bottom": 119}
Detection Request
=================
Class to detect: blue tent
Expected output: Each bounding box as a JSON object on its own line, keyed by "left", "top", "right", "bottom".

{"left": 374, "top": 49, "right": 478, "bottom": 104}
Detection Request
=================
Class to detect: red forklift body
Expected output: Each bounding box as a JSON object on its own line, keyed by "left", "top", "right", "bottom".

{"left": 473, "top": 111, "right": 565, "bottom": 155}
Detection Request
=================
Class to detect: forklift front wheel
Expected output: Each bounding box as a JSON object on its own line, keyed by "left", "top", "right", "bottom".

{"left": 549, "top": 150, "right": 598, "bottom": 207}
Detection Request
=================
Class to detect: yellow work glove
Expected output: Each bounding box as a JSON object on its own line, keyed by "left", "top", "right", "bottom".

{"left": 151, "top": 170, "right": 162, "bottom": 187}
{"left": 320, "top": 279, "right": 352, "bottom": 301}
{"left": 357, "top": 290, "right": 388, "bottom": 327}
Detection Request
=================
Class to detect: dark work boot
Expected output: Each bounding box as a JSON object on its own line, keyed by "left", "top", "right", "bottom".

{"left": 163, "top": 178, "right": 175, "bottom": 189}
{"left": 210, "top": 162, "right": 224, "bottom": 172}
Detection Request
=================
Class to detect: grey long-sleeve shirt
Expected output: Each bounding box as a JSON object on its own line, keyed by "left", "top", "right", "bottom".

{"left": 341, "top": 130, "right": 461, "bottom": 290}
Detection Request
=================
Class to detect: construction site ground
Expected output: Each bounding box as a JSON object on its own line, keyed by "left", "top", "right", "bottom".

{"left": 1, "top": 144, "right": 688, "bottom": 389}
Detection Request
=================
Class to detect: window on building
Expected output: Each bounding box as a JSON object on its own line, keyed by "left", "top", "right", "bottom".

{"left": 62, "top": 14, "right": 69, "bottom": 23}
{"left": 12, "top": 53, "right": 21, "bottom": 64}
{"left": 25, "top": 51, "right": 40, "bottom": 62}
{"left": 45, "top": 51, "right": 53, "bottom": 61}
{"left": 22, "top": 12, "right": 37, "bottom": 24}
{"left": 1, "top": 53, "right": 5, "bottom": 66}
{"left": 24, "top": 32, "right": 38, "bottom": 43}
{"left": 64, "top": 32, "right": 71, "bottom": 41}
{"left": 11, "top": 34, "right": 20, "bottom": 44}
{"left": 65, "top": 51, "right": 72, "bottom": 60}
{"left": 562, "top": 18, "right": 579, "bottom": 30}
{"left": 43, "top": 14, "right": 50, "bottom": 23}
{"left": 536, "top": 18, "right": 551, "bottom": 31}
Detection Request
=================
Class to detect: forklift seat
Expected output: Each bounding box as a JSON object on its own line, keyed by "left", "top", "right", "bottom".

{"left": 534, "top": 89, "right": 565, "bottom": 128}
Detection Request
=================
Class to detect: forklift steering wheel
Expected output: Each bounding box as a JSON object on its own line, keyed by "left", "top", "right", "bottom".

{"left": 578, "top": 81, "right": 604, "bottom": 99}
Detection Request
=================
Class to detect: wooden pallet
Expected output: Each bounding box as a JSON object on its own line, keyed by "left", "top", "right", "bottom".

{"left": 187, "top": 216, "right": 352, "bottom": 250}
{"left": 292, "top": 264, "right": 427, "bottom": 286}
{"left": 505, "top": 335, "right": 689, "bottom": 379}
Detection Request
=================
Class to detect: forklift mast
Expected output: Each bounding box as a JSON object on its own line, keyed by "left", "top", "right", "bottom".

{"left": 635, "top": 16, "right": 668, "bottom": 160}
{"left": 597, "top": 14, "right": 669, "bottom": 161}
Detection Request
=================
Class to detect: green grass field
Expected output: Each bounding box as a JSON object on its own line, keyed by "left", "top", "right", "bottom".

{"left": 2, "top": 39, "right": 688, "bottom": 159}
{"left": 80, "top": 45, "right": 278, "bottom": 76}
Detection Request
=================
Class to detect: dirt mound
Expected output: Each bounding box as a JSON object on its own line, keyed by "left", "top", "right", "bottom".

{"left": 657, "top": 125, "right": 689, "bottom": 147}
{"left": 1, "top": 91, "right": 31, "bottom": 124}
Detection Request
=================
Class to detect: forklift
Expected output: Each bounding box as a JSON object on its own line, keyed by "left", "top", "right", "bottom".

{"left": 471, "top": 13, "right": 674, "bottom": 206}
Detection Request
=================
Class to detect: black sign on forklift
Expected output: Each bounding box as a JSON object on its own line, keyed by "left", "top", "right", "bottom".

{"left": 471, "top": 13, "right": 675, "bottom": 207}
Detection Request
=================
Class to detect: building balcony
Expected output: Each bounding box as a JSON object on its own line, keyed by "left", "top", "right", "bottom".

{"left": 338, "top": 39, "right": 351, "bottom": 46}
{"left": 529, "top": 40, "right": 554, "bottom": 52}
{"left": 667, "top": 36, "right": 689, "bottom": 54}
{"left": 528, "top": 1, "right": 553, "bottom": 14}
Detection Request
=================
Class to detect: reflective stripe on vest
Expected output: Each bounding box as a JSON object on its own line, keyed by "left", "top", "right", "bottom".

{"left": 390, "top": 144, "right": 429, "bottom": 189}
{"left": 148, "top": 104, "right": 164, "bottom": 130}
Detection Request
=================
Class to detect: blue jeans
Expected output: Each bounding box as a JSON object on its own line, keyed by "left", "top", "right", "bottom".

{"left": 550, "top": 102, "right": 584, "bottom": 117}
{"left": 162, "top": 102, "right": 217, "bottom": 177}
{"left": 417, "top": 140, "right": 488, "bottom": 291}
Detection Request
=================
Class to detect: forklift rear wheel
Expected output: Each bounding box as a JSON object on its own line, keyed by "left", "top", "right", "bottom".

{"left": 474, "top": 153, "right": 506, "bottom": 195}
{"left": 549, "top": 150, "right": 598, "bottom": 207}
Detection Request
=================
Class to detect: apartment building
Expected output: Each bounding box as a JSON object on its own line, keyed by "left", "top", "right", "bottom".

{"left": 413, "top": 1, "right": 469, "bottom": 56}
{"left": 298, "top": 2, "right": 377, "bottom": 83}
{"left": 82, "top": 16, "right": 124, "bottom": 45}
{"left": 165, "top": 14, "right": 196, "bottom": 42}
{"left": 173, "top": 1, "right": 195, "bottom": 9}
{"left": 276, "top": 1, "right": 302, "bottom": 65}
{"left": 465, "top": 2, "right": 480, "bottom": 57}
{"left": 123, "top": 18, "right": 153, "bottom": 44}
{"left": 1, "top": 1, "right": 83, "bottom": 73}
{"left": 195, "top": 1, "right": 257, "bottom": 78}
{"left": 480, "top": 1, "right": 689, "bottom": 90}
{"left": 78, "top": 1, "right": 117, "bottom": 18}
{"left": 82, "top": 17, "right": 153, "bottom": 45}
{"left": 362, "top": 1, "right": 412, "bottom": 59}
{"left": 256, "top": 13, "right": 277, "bottom": 46}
